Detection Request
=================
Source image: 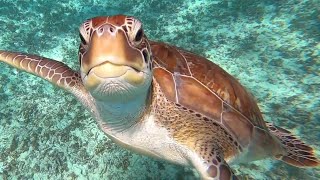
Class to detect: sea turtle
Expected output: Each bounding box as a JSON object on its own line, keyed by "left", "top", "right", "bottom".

{"left": 0, "top": 15, "right": 319, "bottom": 179}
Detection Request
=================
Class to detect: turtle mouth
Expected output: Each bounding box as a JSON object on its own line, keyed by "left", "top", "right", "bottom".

{"left": 87, "top": 61, "right": 141, "bottom": 78}
{"left": 83, "top": 60, "right": 146, "bottom": 90}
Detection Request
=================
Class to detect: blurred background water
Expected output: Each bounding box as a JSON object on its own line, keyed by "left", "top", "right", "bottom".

{"left": 0, "top": 0, "right": 319, "bottom": 179}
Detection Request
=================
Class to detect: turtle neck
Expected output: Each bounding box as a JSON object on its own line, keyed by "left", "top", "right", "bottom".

{"left": 93, "top": 87, "right": 152, "bottom": 134}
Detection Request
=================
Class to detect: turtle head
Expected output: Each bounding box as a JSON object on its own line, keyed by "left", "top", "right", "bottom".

{"left": 79, "top": 15, "right": 152, "bottom": 101}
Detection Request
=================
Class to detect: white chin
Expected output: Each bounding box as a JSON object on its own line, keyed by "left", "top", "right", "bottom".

{"left": 83, "top": 68, "right": 152, "bottom": 102}
{"left": 91, "top": 78, "right": 135, "bottom": 101}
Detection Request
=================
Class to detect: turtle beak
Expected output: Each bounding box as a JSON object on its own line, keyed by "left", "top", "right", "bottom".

{"left": 81, "top": 24, "right": 145, "bottom": 90}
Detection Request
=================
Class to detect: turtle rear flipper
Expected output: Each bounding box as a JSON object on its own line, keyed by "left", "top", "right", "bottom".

{"left": 267, "top": 123, "right": 320, "bottom": 167}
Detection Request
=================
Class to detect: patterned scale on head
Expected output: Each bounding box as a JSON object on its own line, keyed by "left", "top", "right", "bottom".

{"left": 0, "top": 15, "right": 319, "bottom": 180}
{"left": 78, "top": 15, "right": 153, "bottom": 102}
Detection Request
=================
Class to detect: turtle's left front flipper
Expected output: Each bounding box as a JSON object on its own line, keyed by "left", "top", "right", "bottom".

{"left": 0, "top": 50, "right": 85, "bottom": 95}
{"left": 193, "top": 146, "right": 238, "bottom": 180}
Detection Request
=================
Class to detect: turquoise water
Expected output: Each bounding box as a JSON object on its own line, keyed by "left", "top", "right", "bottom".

{"left": 0, "top": 0, "right": 319, "bottom": 179}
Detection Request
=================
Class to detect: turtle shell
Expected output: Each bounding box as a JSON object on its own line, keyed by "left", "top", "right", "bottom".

{"left": 150, "top": 41, "right": 267, "bottom": 147}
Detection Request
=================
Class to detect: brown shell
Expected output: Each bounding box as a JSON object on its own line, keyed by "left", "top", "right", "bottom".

{"left": 151, "top": 41, "right": 267, "bottom": 147}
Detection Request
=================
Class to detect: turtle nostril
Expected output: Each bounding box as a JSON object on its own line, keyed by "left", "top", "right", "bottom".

{"left": 97, "top": 25, "right": 116, "bottom": 36}
{"left": 109, "top": 27, "right": 114, "bottom": 33}
{"left": 97, "top": 27, "right": 104, "bottom": 35}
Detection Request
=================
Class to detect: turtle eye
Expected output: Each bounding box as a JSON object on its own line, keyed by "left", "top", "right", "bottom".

{"left": 79, "top": 33, "right": 86, "bottom": 44}
{"left": 135, "top": 29, "right": 143, "bottom": 42}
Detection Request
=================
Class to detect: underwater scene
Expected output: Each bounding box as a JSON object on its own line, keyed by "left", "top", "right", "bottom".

{"left": 0, "top": 0, "right": 319, "bottom": 179}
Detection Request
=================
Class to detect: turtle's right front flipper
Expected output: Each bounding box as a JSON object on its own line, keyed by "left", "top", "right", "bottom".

{"left": 0, "top": 50, "right": 83, "bottom": 93}
{"left": 0, "top": 50, "right": 94, "bottom": 108}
